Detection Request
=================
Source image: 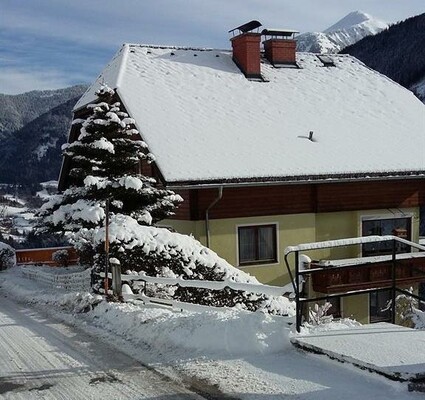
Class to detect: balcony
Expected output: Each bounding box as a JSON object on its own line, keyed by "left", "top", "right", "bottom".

{"left": 311, "top": 253, "right": 425, "bottom": 294}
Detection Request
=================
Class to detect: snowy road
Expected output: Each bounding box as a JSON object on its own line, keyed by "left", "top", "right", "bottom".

{"left": 0, "top": 295, "right": 204, "bottom": 399}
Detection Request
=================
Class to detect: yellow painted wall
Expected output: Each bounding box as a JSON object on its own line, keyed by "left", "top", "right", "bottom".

{"left": 166, "top": 206, "right": 421, "bottom": 324}
{"left": 342, "top": 294, "right": 369, "bottom": 324}
{"left": 167, "top": 207, "right": 420, "bottom": 286}
{"left": 315, "top": 211, "right": 358, "bottom": 260}
{"left": 168, "top": 214, "right": 316, "bottom": 286}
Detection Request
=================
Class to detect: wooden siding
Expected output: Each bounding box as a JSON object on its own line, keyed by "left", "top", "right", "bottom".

{"left": 177, "top": 179, "right": 425, "bottom": 221}
{"left": 173, "top": 189, "right": 192, "bottom": 220}
{"left": 315, "top": 180, "right": 424, "bottom": 213}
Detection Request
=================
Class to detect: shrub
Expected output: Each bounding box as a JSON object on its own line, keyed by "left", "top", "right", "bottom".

{"left": 52, "top": 249, "right": 70, "bottom": 267}
{"left": 0, "top": 242, "right": 16, "bottom": 270}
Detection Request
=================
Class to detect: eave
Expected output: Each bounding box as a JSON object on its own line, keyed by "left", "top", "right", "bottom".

{"left": 165, "top": 170, "right": 425, "bottom": 190}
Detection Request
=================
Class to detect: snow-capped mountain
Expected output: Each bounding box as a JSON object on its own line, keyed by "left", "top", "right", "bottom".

{"left": 296, "top": 11, "right": 388, "bottom": 53}
{"left": 342, "top": 13, "right": 425, "bottom": 104}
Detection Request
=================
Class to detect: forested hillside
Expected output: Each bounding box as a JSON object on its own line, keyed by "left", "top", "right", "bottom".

{"left": 341, "top": 13, "right": 425, "bottom": 95}
{"left": 0, "top": 96, "right": 80, "bottom": 184}
{"left": 0, "top": 85, "right": 87, "bottom": 140}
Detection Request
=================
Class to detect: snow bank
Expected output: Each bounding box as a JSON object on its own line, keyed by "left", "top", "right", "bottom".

{"left": 93, "top": 301, "right": 293, "bottom": 357}
{"left": 1, "top": 266, "right": 292, "bottom": 357}
{"left": 298, "top": 318, "right": 362, "bottom": 335}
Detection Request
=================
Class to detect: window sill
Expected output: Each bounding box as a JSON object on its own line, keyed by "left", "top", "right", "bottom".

{"left": 238, "top": 260, "right": 279, "bottom": 268}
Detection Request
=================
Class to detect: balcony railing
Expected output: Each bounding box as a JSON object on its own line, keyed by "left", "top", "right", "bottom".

{"left": 310, "top": 253, "right": 425, "bottom": 293}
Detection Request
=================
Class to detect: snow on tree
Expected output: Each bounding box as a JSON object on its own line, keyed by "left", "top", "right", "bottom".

{"left": 308, "top": 302, "right": 333, "bottom": 326}
{"left": 0, "top": 242, "right": 15, "bottom": 270}
{"left": 36, "top": 86, "right": 293, "bottom": 314}
{"left": 52, "top": 249, "right": 70, "bottom": 267}
{"left": 90, "top": 214, "right": 294, "bottom": 315}
{"left": 388, "top": 288, "right": 425, "bottom": 329}
{"left": 37, "top": 85, "right": 182, "bottom": 258}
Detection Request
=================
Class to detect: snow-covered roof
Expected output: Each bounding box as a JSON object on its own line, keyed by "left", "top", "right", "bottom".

{"left": 75, "top": 44, "right": 425, "bottom": 185}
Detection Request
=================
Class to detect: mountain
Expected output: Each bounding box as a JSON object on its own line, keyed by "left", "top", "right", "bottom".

{"left": 341, "top": 13, "right": 425, "bottom": 102}
{"left": 0, "top": 85, "right": 87, "bottom": 141}
{"left": 0, "top": 85, "right": 88, "bottom": 184}
{"left": 296, "top": 11, "right": 388, "bottom": 53}
{"left": 0, "top": 95, "right": 82, "bottom": 184}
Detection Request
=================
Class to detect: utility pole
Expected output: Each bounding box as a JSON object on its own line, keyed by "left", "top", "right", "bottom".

{"left": 104, "top": 198, "right": 110, "bottom": 296}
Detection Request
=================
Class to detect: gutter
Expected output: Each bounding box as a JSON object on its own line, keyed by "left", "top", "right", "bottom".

{"left": 166, "top": 172, "right": 425, "bottom": 190}
{"left": 205, "top": 186, "right": 223, "bottom": 248}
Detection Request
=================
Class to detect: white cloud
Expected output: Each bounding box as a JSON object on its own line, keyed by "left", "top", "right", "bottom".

{"left": 1, "top": 0, "right": 423, "bottom": 93}
{"left": 0, "top": 67, "right": 82, "bottom": 95}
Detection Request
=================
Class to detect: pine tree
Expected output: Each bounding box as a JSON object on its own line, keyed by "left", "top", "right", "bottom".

{"left": 37, "top": 85, "right": 182, "bottom": 259}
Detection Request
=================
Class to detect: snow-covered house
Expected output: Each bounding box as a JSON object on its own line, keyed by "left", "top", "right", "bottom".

{"left": 59, "top": 23, "right": 425, "bottom": 323}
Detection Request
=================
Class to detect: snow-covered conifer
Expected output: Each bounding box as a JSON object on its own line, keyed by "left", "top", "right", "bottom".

{"left": 37, "top": 85, "right": 182, "bottom": 258}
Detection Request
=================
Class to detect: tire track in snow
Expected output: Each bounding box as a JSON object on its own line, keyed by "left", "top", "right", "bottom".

{"left": 0, "top": 294, "right": 206, "bottom": 399}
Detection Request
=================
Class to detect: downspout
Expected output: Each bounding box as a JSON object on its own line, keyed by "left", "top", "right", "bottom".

{"left": 205, "top": 186, "right": 223, "bottom": 248}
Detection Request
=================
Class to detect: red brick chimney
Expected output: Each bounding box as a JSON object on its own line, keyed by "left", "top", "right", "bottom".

{"left": 263, "top": 39, "right": 296, "bottom": 65}
{"left": 262, "top": 29, "right": 298, "bottom": 65}
{"left": 230, "top": 33, "right": 262, "bottom": 79}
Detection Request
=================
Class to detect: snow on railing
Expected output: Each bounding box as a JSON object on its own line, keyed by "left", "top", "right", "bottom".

{"left": 97, "top": 271, "right": 290, "bottom": 314}
{"left": 21, "top": 266, "right": 91, "bottom": 292}
{"left": 121, "top": 272, "right": 286, "bottom": 297}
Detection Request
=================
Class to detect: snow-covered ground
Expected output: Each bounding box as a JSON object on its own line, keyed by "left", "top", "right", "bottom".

{"left": 0, "top": 181, "right": 58, "bottom": 243}
{"left": 0, "top": 266, "right": 422, "bottom": 399}
{"left": 0, "top": 200, "right": 34, "bottom": 243}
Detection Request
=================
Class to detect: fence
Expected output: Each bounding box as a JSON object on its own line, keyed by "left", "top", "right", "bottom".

{"left": 100, "top": 271, "right": 293, "bottom": 315}
{"left": 22, "top": 266, "right": 91, "bottom": 292}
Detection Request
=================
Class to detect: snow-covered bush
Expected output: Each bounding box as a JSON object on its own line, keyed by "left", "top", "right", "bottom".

{"left": 0, "top": 242, "right": 16, "bottom": 270}
{"left": 394, "top": 288, "right": 425, "bottom": 329}
{"left": 90, "top": 215, "right": 294, "bottom": 315}
{"left": 411, "top": 307, "right": 425, "bottom": 329}
{"left": 308, "top": 302, "right": 333, "bottom": 326}
{"left": 52, "top": 249, "right": 70, "bottom": 267}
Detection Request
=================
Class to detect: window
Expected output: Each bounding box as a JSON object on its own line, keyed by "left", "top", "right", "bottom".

{"left": 326, "top": 297, "right": 341, "bottom": 318}
{"left": 362, "top": 217, "right": 411, "bottom": 256}
{"left": 238, "top": 224, "right": 277, "bottom": 265}
{"left": 419, "top": 282, "right": 425, "bottom": 312}
{"left": 420, "top": 206, "right": 425, "bottom": 237}
{"left": 370, "top": 289, "right": 392, "bottom": 323}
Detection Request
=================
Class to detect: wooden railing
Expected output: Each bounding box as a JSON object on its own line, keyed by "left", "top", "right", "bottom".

{"left": 15, "top": 246, "right": 78, "bottom": 267}
{"left": 311, "top": 255, "right": 425, "bottom": 293}
{"left": 99, "top": 271, "right": 292, "bottom": 314}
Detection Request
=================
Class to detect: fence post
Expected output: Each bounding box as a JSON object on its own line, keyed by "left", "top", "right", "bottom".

{"left": 111, "top": 258, "right": 122, "bottom": 298}
{"left": 391, "top": 239, "right": 397, "bottom": 324}
{"left": 295, "top": 251, "right": 301, "bottom": 333}
{"left": 104, "top": 198, "right": 110, "bottom": 295}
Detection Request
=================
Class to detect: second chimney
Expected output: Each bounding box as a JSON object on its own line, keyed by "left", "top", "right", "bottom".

{"left": 230, "top": 32, "right": 262, "bottom": 79}
{"left": 262, "top": 29, "right": 298, "bottom": 65}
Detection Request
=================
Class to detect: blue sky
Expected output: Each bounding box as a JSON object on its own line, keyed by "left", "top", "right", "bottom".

{"left": 1, "top": 0, "right": 423, "bottom": 94}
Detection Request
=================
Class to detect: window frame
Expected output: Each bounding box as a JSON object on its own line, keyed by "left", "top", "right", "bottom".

{"left": 236, "top": 223, "right": 279, "bottom": 267}
{"left": 360, "top": 214, "right": 413, "bottom": 257}
{"left": 369, "top": 289, "right": 392, "bottom": 323}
